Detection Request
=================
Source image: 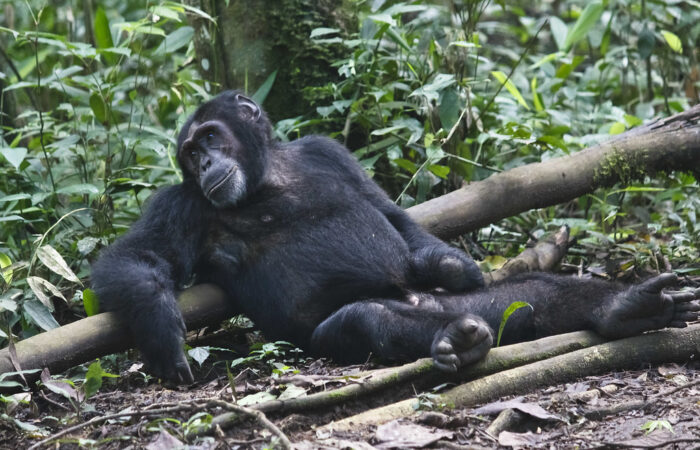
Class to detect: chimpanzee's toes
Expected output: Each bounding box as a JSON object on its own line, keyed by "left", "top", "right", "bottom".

{"left": 596, "top": 274, "right": 698, "bottom": 339}
{"left": 666, "top": 287, "right": 700, "bottom": 327}
{"left": 431, "top": 315, "right": 493, "bottom": 372}
{"left": 640, "top": 272, "right": 678, "bottom": 294}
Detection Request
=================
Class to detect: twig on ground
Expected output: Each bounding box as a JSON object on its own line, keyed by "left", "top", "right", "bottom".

{"left": 583, "top": 376, "right": 700, "bottom": 419}
{"left": 601, "top": 437, "right": 700, "bottom": 449}
{"left": 27, "top": 398, "right": 291, "bottom": 450}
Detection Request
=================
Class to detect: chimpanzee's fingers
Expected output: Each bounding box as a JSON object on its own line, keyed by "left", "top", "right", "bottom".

{"left": 674, "top": 301, "right": 700, "bottom": 311}
{"left": 668, "top": 321, "right": 689, "bottom": 328}
{"left": 665, "top": 290, "right": 698, "bottom": 303}
{"left": 640, "top": 273, "right": 678, "bottom": 294}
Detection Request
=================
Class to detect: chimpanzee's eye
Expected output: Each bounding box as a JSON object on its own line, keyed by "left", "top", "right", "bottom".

{"left": 190, "top": 151, "right": 198, "bottom": 158}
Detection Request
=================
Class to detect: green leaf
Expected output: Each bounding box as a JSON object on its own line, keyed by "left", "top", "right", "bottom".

{"left": 491, "top": 71, "right": 530, "bottom": 110}
{"left": 530, "top": 52, "right": 562, "bottom": 69}
{"left": 563, "top": 1, "right": 604, "bottom": 52}
{"left": 0, "top": 147, "right": 28, "bottom": 170}
{"left": 638, "top": 28, "right": 655, "bottom": 59}
{"left": 94, "top": 7, "right": 116, "bottom": 65}
{"left": 83, "top": 361, "right": 104, "bottom": 398}
{"left": 549, "top": 16, "right": 568, "bottom": 51}
{"left": 154, "top": 26, "right": 194, "bottom": 55}
{"left": 394, "top": 158, "right": 417, "bottom": 174}
{"left": 624, "top": 114, "right": 643, "bottom": 127}
{"left": 57, "top": 183, "right": 100, "bottom": 195}
{"left": 89, "top": 92, "right": 107, "bottom": 124}
{"left": 531, "top": 77, "right": 544, "bottom": 112}
{"left": 497, "top": 302, "right": 533, "bottom": 347}
{"left": 150, "top": 5, "right": 183, "bottom": 22}
{"left": 23, "top": 300, "right": 60, "bottom": 331}
{"left": 386, "top": 26, "right": 412, "bottom": 52}
{"left": 0, "top": 215, "right": 25, "bottom": 223}
{"left": 661, "top": 30, "right": 683, "bottom": 53}
{"left": 0, "top": 193, "right": 30, "bottom": 202}
{"left": 36, "top": 245, "right": 82, "bottom": 285}
{"left": 94, "top": 8, "right": 114, "bottom": 49}
{"left": 600, "top": 14, "right": 613, "bottom": 55}
{"left": 438, "top": 88, "right": 461, "bottom": 131}
{"left": 428, "top": 165, "right": 450, "bottom": 179}
{"left": 368, "top": 13, "right": 396, "bottom": 26}
{"left": 166, "top": 1, "right": 215, "bottom": 22}
{"left": 609, "top": 122, "right": 626, "bottom": 135}
{"left": 0, "top": 253, "right": 12, "bottom": 285}
{"left": 251, "top": 70, "right": 278, "bottom": 105}
{"left": 641, "top": 419, "right": 673, "bottom": 435}
{"left": 83, "top": 289, "right": 100, "bottom": 316}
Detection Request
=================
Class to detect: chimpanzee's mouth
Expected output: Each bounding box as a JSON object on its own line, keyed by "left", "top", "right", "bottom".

{"left": 207, "top": 166, "right": 237, "bottom": 197}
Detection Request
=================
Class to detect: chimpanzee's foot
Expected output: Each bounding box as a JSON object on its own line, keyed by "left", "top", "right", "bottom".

{"left": 431, "top": 315, "right": 493, "bottom": 372}
{"left": 595, "top": 273, "right": 700, "bottom": 339}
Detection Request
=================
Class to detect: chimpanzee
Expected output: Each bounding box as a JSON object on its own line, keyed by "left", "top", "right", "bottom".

{"left": 91, "top": 91, "right": 700, "bottom": 384}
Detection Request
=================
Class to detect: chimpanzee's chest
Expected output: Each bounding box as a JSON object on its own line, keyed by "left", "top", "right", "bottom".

{"left": 199, "top": 185, "right": 328, "bottom": 270}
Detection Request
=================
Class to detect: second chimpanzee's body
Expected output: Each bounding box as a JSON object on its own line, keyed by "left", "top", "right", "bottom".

{"left": 92, "top": 92, "right": 699, "bottom": 383}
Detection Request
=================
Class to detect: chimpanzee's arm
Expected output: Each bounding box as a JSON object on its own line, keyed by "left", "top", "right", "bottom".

{"left": 308, "top": 137, "right": 484, "bottom": 292}
{"left": 91, "top": 181, "right": 209, "bottom": 383}
{"left": 375, "top": 201, "right": 484, "bottom": 292}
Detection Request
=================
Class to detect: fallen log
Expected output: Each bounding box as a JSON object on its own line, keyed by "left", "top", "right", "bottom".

{"left": 409, "top": 104, "right": 700, "bottom": 239}
{"left": 322, "top": 323, "right": 700, "bottom": 432}
{"left": 0, "top": 285, "right": 233, "bottom": 392}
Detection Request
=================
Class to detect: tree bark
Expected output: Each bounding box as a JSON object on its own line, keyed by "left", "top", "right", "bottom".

{"left": 0, "top": 285, "right": 232, "bottom": 392}
{"left": 408, "top": 104, "right": 700, "bottom": 240}
{"left": 323, "top": 324, "right": 700, "bottom": 432}
{"left": 183, "top": 0, "right": 354, "bottom": 120}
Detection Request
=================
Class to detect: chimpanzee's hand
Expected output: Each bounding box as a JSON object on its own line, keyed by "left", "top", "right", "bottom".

{"left": 134, "top": 298, "right": 194, "bottom": 384}
{"left": 411, "top": 244, "right": 484, "bottom": 293}
{"left": 595, "top": 273, "right": 700, "bottom": 339}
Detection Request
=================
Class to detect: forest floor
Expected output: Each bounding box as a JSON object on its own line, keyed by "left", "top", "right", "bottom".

{"left": 1, "top": 347, "right": 699, "bottom": 450}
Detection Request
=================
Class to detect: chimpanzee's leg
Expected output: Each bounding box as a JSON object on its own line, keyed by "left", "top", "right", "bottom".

{"left": 435, "top": 272, "right": 699, "bottom": 344}
{"left": 310, "top": 273, "right": 698, "bottom": 372}
{"left": 309, "top": 299, "right": 493, "bottom": 372}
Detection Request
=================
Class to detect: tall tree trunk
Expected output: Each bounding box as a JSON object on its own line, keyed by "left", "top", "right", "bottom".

{"left": 183, "top": 0, "right": 354, "bottom": 120}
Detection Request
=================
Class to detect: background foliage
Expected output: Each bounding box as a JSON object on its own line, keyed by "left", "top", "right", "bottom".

{"left": 0, "top": 0, "right": 698, "bottom": 346}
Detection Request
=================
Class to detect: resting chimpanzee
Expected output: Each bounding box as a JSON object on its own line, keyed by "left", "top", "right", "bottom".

{"left": 92, "top": 91, "right": 700, "bottom": 383}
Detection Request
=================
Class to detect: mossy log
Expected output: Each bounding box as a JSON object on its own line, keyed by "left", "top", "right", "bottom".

{"left": 323, "top": 324, "right": 700, "bottom": 431}
{"left": 409, "top": 104, "right": 700, "bottom": 239}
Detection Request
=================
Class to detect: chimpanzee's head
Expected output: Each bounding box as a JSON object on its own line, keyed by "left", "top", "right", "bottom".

{"left": 176, "top": 91, "right": 272, "bottom": 208}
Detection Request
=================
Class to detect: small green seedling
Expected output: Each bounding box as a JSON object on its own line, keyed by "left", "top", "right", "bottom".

{"left": 641, "top": 419, "right": 673, "bottom": 435}
{"left": 497, "top": 301, "right": 533, "bottom": 347}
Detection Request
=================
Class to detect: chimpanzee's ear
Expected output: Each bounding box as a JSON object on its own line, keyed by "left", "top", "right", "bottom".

{"left": 234, "top": 93, "right": 262, "bottom": 121}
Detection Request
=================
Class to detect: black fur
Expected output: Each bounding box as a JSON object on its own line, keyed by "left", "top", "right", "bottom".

{"left": 92, "top": 91, "right": 699, "bottom": 382}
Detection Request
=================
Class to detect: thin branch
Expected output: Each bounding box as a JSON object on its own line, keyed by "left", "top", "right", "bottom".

{"left": 27, "top": 398, "right": 291, "bottom": 450}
